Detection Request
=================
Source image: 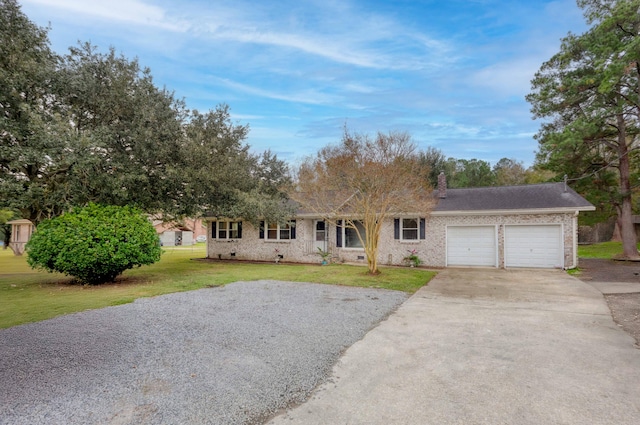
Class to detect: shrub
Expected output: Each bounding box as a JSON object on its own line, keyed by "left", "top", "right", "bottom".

{"left": 26, "top": 204, "right": 161, "bottom": 284}
{"left": 402, "top": 249, "right": 422, "bottom": 267}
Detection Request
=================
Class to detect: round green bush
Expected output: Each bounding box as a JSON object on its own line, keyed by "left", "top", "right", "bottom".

{"left": 26, "top": 204, "right": 162, "bottom": 284}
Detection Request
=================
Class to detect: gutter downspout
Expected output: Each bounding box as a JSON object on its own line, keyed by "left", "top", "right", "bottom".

{"left": 570, "top": 210, "right": 579, "bottom": 269}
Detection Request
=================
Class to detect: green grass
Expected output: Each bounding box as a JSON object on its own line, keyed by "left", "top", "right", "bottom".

{"left": 566, "top": 268, "right": 581, "bottom": 276}
{"left": 572, "top": 241, "right": 640, "bottom": 276}
{"left": 0, "top": 246, "right": 436, "bottom": 329}
{"left": 577, "top": 241, "right": 640, "bottom": 259}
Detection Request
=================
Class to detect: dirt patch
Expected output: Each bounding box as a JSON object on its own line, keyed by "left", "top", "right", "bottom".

{"left": 576, "top": 258, "right": 640, "bottom": 347}
{"left": 578, "top": 258, "right": 640, "bottom": 283}
{"left": 604, "top": 293, "right": 640, "bottom": 347}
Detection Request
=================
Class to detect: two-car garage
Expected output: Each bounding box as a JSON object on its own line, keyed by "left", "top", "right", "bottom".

{"left": 433, "top": 182, "right": 593, "bottom": 270}
{"left": 446, "top": 224, "right": 563, "bottom": 269}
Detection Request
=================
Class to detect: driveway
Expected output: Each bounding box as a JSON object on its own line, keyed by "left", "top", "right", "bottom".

{"left": 268, "top": 268, "right": 640, "bottom": 425}
{"left": 0, "top": 281, "right": 407, "bottom": 425}
{"left": 575, "top": 258, "right": 640, "bottom": 345}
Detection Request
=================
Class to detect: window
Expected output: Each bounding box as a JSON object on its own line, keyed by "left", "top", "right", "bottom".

{"left": 394, "top": 218, "right": 425, "bottom": 241}
{"left": 402, "top": 218, "right": 418, "bottom": 240}
{"left": 267, "top": 222, "right": 279, "bottom": 239}
{"left": 336, "top": 220, "right": 366, "bottom": 248}
{"left": 260, "top": 220, "right": 296, "bottom": 240}
{"left": 211, "top": 221, "right": 242, "bottom": 240}
{"left": 315, "top": 221, "right": 326, "bottom": 242}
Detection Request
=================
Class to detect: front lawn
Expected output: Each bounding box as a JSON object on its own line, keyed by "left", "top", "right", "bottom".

{"left": 578, "top": 241, "right": 640, "bottom": 259}
{"left": 0, "top": 246, "right": 435, "bottom": 329}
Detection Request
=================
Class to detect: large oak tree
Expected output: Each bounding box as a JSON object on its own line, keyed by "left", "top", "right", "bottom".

{"left": 0, "top": 0, "right": 291, "bottom": 225}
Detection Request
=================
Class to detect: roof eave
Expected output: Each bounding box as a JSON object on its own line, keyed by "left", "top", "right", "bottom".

{"left": 431, "top": 206, "right": 596, "bottom": 216}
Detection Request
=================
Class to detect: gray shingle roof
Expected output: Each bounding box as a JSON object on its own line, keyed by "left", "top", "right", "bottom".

{"left": 433, "top": 182, "right": 594, "bottom": 212}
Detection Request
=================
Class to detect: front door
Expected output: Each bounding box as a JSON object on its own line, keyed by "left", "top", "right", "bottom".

{"left": 314, "top": 220, "right": 327, "bottom": 252}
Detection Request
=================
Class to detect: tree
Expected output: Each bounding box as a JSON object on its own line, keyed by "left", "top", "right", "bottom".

{"left": 417, "top": 147, "right": 455, "bottom": 188}
{"left": 4, "top": 42, "right": 188, "bottom": 222}
{"left": 26, "top": 204, "right": 161, "bottom": 284}
{"left": 0, "top": 209, "right": 15, "bottom": 248}
{"left": 0, "top": 0, "right": 60, "bottom": 223}
{"left": 522, "top": 166, "right": 556, "bottom": 184}
{"left": 0, "top": 2, "right": 292, "bottom": 224}
{"left": 293, "top": 129, "right": 433, "bottom": 274}
{"left": 448, "top": 158, "right": 496, "bottom": 188}
{"left": 181, "top": 107, "right": 293, "bottom": 224}
{"left": 527, "top": 0, "right": 640, "bottom": 258}
{"left": 493, "top": 158, "right": 527, "bottom": 186}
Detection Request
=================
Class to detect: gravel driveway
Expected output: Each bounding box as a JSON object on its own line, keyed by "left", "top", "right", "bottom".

{"left": 0, "top": 280, "right": 408, "bottom": 425}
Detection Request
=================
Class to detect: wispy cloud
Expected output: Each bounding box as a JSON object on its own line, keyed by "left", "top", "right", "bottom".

{"left": 188, "top": 1, "right": 455, "bottom": 70}
{"left": 19, "top": 0, "right": 589, "bottom": 166}
{"left": 469, "top": 58, "right": 543, "bottom": 97}
{"left": 25, "top": 0, "right": 456, "bottom": 71}
{"left": 230, "top": 113, "right": 266, "bottom": 121}
{"left": 23, "top": 0, "right": 186, "bottom": 31}
{"left": 210, "top": 77, "right": 341, "bottom": 106}
{"left": 210, "top": 29, "right": 384, "bottom": 69}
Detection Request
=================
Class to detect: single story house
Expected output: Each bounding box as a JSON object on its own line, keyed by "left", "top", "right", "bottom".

{"left": 204, "top": 177, "right": 594, "bottom": 269}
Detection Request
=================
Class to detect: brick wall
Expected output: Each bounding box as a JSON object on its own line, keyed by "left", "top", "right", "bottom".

{"left": 206, "top": 212, "right": 578, "bottom": 269}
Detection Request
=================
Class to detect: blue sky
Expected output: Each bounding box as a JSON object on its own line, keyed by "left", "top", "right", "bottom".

{"left": 20, "top": 0, "right": 588, "bottom": 167}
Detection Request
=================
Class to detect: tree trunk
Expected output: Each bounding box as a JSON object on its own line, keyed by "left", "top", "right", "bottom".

{"left": 362, "top": 214, "right": 381, "bottom": 274}
{"left": 365, "top": 218, "right": 379, "bottom": 274}
{"left": 611, "top": 216, "right": 622, "bottom": 242}
{"left": 616, "top": 113, "right": 639, "bottom": 258}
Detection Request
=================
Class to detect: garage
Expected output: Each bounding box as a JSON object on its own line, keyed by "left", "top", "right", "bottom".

{"left": 447, "top": 226, "right": 497, "bottom": 267}
{"left": 504, "top": 225, "right": 563, "bottom": 268}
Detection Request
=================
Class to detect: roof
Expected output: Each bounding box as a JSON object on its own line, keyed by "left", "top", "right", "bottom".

{"left": 433, "top": 182, "right": 595, "bottom": 213}
{"left": 7, "top": 219, "right": 34, "bottom": 225}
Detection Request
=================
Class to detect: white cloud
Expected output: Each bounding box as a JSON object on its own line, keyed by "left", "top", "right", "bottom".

{"left": 451, "top": 0, "right": 588, "bottom": 100}
{"left": 230, "top": 113, "right": 266, "bottom": 121}
{"left": 342, "top": 83, "right": 377, "bottom": 94}
{"left": 184, "top": 0, "right": 455, "bottom": 71}
{"left": 22, "top": 0, "right": 186, "bottom": 31}
{"left": 211, "top": 29, "right": 383, "bottom": 69}
{"left": 26, "top": 0, "right": 456, "bottom": 71}
{"left": 20, "top": 0, "right": 585, "bottom": 168}
{"left": 211, "top": 77, "right": 341, "bottom": 105}
{"left": 469, "top": 58, "right": 541, "bottom": 97}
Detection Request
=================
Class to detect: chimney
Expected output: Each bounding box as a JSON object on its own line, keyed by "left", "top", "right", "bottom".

{"left": 438, "top": 172, "right": 447, "bottom": 199}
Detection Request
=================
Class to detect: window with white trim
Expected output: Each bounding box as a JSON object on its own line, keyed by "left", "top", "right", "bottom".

{"left": 260, "top": 220, "right": 296, "bottom": 240}
{"left": 401, "top": 218, "right": 419, "bottom": 240}
{"left": 394, "top": 218, "right": 426, "bottom": 241}
{"left": 212, "top": 220, "right": 242, "bottom": 240}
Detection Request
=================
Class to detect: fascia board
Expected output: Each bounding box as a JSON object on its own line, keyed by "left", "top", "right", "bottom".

{"left": 294, "top": 212, "right": 426, "bottom": 219}
{"left": 430, "top": 206, "right": 595, "bottom": 216}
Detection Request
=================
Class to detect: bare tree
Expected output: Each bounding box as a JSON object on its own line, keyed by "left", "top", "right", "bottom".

{"left": 293, "top": 129, "right": 434, "bottom": 274}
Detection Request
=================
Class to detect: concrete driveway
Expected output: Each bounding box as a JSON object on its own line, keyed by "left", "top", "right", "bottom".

{"left": 268, "top": 268, "right": 640, "bottom": 425}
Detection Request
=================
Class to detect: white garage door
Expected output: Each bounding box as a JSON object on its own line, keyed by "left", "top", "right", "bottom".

{"left": 505, "top": 225, "right": 563, "bottom": 268}
{"left": 447, "top": 226, "right": 496, "bottom": 267}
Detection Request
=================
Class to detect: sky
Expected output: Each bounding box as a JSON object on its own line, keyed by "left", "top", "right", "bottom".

{"left": 19, "top": 0, "right": 589, "bottom": 168}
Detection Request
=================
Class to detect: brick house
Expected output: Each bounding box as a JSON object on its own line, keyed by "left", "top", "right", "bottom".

{"left": 205, "top": 178, "right": 594, "bottom": 269}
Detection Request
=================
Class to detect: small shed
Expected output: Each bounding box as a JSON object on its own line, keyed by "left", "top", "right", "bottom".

{"left": 7, "top": 219, "right": 35, "bottom": 255}
{"left": 154, "top": 219, "right": 198, "bottom": 247}
{"left": 158, "top": 228, "right": 194, "bottom": 247}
